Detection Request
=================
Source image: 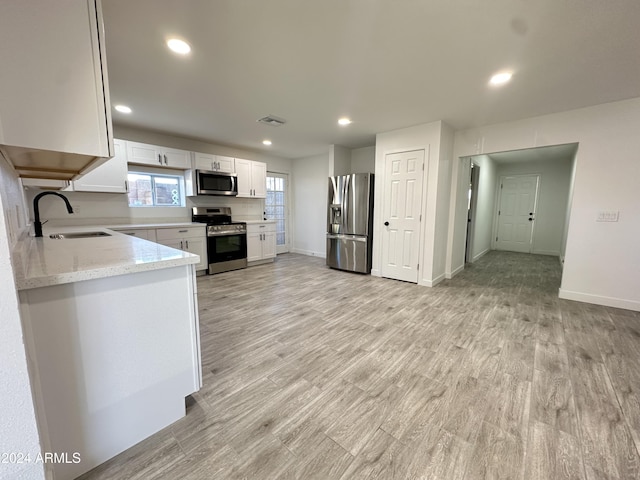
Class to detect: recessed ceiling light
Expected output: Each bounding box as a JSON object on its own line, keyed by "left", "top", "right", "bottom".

{"left": 114, "top": 105, "right": 132, "bottom": 114}
{"left": 489, "top": 71, "right": 513, "bottom": 86}
{"left": 166, "top": 38, "right": 191, "bottom": 55}
{"left": 338, "top": 117, "right": 352, "bottom": 126}
{"left": 262, "top": 140, "right": 272, "bottom": 146}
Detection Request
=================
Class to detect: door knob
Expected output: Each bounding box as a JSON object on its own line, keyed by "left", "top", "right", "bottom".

{"left": 529, "top": 212, "right": 534, "bottom": 215}
{"left": 384, "top": 221, "right": 389, "bottom": 226}
{"left": 528, "top": 218, "right": 533, "bottom": 221}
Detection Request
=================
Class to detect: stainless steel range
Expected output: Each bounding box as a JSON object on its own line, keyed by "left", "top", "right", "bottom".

{"left": 192, "top": 207, "right": 247, "bottom": 274}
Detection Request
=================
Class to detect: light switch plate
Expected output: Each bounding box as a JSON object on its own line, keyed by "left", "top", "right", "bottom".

{"left": 597, "top": 210, "right": 619, "bottom": 222}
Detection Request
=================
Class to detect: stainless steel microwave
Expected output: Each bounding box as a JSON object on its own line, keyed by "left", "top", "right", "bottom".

{"left": 195, "top": 170, "right": 238, "bottom": 196}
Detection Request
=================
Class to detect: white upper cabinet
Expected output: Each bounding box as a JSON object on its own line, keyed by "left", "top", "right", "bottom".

{"left": 71, "top": 139, "right": 128, "bottom": 193}
{"left": 236, "top": 159, "right": 266, "bottom": 198}
{"left": 127, "top": 141, "right": 190, "bottom": 169}
{"left": 192, "top": 153, "right": 234, "bottom": 173}
{"left": 0, "top": 0, "right": 113, "bottom": 173}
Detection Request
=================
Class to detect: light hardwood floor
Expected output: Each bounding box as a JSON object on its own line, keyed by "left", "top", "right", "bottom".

{"left": 80, "top": 251, "right": 640, "bottom": 479}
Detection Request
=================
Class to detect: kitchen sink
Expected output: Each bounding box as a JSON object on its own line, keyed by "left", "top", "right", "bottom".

{"left": 49, "top": 231, "right": 112, "bottom": 239}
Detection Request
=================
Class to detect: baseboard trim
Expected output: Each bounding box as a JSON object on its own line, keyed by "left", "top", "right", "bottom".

{"left": 291, "top": 248, "right": 326, "bottom": 259}
{"left": 559, "top": 289, "right": 640, "bottom": 312}
{"left": 532, "top": 250, "right": 561, "bottom": 257}
{"left": 472, "top": 248, "right": 490, "bottom": 262}
{"left": 421, "top": 273, "right": 446, "bottom": 288}
{"left": 446, "top": 263, "right": 465, "bottom": 280}
{"left": 371, "top": 268, "right": 381, "bottom": 277}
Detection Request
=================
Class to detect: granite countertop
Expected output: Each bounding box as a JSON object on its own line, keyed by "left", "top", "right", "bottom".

{"left": 13, "top": 226, "right": 199, "bottom": 291}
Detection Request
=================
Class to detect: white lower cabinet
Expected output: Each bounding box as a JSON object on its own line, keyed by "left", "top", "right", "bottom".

{"left": 156, "top": 226, "right": 207, "bottom": 271}
{"left": 247, "top": 222, "right": 276, "bottom": 264}
{"left": 19, "top": 265, "right": 201, "bottom": 480}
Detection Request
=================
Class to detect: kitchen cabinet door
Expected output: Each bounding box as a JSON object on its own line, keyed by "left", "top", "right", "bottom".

{"left": 127, "top": 142, "right": 162, "bottom": 167}
{"left": 246, "top": 232, "right": 263, "bottom": 262}
{"left": 251, "top": 161, "right": 267, "bottom": 198}
{"left": 163, "top": 148, "right": 191, "bottom": 169}
{"left": 235, "top": 159, "right": 252, "bottom": 197}
{"left": 236, "top": 159, "right": 267, "bottom": 198}
{"left": 0, "top": 0, "right": 112, "bottom": 159}
{"left": 246, "top": 222, "right": 276, "bottom": 264}
{"left": 262, "top": 231, "right": 277, "bottom": 259}
{"left": 215, "top": 156, "right": 235, "bottom": 173}
{"left": 127, "top": 141, "right": 190, "bottom": 169}
{"left": 72, "top": 139, "right": 128, "bottom": 193}
{"left": 192, "top": 153, "right": 234, "bottom": 173}
{"left": 156, "top": 226, "right": 207, "bottom": 271}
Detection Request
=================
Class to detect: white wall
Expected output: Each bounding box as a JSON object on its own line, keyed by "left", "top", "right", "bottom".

{"left": 351, "top": 146, "right": 375, "bottom": 173}
{"left": 561, "top": 154, "right": 578, "bottom": 263}
{"left": 448, "top": 97, "right": 640, "bottom": 311}
{"left": 496, "top": 157, "right": 573, "bottom": 257}
{"left": 373, "top": 120, "right": 450, "bottom": 286}
{"left": 432, "top": 123, "right": 454, "bottom": 283}
{"left": 291, "top": 153, "right": 328, "bottom": 257}
{"left": 0, "top": 155, "right": 46, "bottom": 480}
{"left": 329, "top": 145, "right": 351, "bottom": 176}
{"left": 469, "top": 155, "right": 497, "bottom": 261}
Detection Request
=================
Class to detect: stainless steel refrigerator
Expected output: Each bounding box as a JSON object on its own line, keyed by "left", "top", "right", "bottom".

{"left": 326, "top": 173, "right": 374, "bottom": 273}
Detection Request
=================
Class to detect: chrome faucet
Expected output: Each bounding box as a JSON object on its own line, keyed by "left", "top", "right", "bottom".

{"left": 33, "top": 191, "right": 74, "bottom": 237}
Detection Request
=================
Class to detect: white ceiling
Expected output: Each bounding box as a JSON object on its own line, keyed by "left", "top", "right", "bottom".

{"left": 102, "top": 0, "right": 640, "bottom": 160}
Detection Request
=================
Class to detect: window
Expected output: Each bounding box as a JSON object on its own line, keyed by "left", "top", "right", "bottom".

{"left": 127, "top": 172, "right": 184, "bottom": 207}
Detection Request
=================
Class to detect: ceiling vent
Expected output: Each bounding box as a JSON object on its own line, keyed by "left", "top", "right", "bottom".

{"left": 257, "top": 115, "right": 286, "bottom": 126}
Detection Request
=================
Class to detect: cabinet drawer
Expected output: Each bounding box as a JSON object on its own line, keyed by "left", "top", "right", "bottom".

{"left": 247, "top": 222, "right": 276, "bottom": 234}
{"left": 156, "top": 226, "right": 205, "bottom": 240}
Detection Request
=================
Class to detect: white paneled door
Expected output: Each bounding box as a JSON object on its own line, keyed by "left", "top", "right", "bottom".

{"left": 495, "top": 175, "right": 540, "bottom": 253}
{"left": 381, "top": 150, "right": 425, "bottom": 283}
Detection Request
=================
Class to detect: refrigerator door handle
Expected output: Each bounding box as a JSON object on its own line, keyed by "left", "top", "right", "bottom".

{"left": 326, "top": 234, "right": 368, "bottom": 242}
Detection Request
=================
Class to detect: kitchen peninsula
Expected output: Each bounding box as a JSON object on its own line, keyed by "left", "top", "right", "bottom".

{"left": 14, "top": 227, "right": 202, "bottom": 480}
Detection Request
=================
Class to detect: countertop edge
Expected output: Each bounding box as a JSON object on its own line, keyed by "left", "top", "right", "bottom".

{"left": 13, "top": 227, "right": 199, "bottom": 291}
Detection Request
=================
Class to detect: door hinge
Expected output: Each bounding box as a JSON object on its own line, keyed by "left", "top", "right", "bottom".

{"left": 419, "top": 214, "right": 422, "bottom": 221}
{"left": 417, "top": 263, "right": 419, "bottom": 270}
{"left": 422, "top": 163, "right": 425, "bottom": 171}
{"left": 496, "top": 236, "right": 499, "bottom": 241}
{"left": 498, "top": 210, "right": 501, "bottom": 215}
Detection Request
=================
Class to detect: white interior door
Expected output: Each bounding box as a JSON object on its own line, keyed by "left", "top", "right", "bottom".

{"left": 381, "top": 150, "right": 425, "bottom": 283}
{"left": 495, "top": 175, "right": 540, "bottom": 253}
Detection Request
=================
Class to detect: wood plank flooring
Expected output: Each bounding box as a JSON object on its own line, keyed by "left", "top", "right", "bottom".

{"left": 79, "top": 251, "right": 640, "bottom": 480}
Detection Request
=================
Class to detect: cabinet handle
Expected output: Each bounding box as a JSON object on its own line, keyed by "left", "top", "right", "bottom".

{"left": 158, "top": 154, "right": 162, "bottom": 165}
{"left": 185, "top": 240, "right": 189, "bottom": 248}
{"left": 125, "top": 180, "right": 129, "bottom": 192}
{"left": 178, "top": 229, "right": 188, "bottom": 233}
{"left": 164, "top": 154, "right": 168, "bottom": 165}
{"left": 180, "top": 240, "right": 184, "bottom": 249}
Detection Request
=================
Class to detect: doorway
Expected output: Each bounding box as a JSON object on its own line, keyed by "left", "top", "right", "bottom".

{"left": 265, "top": 173, "right": 289, "bottom": 254}
{"left": 380, "top": 149, "right": 425, "bottom": 283}
{"left": 494, "top": 174, "right": 540, "bottom": 253}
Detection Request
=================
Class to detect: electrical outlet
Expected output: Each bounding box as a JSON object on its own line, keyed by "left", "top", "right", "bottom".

{"left": 596, "top": 210, "right": 619, "bottom": 222}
